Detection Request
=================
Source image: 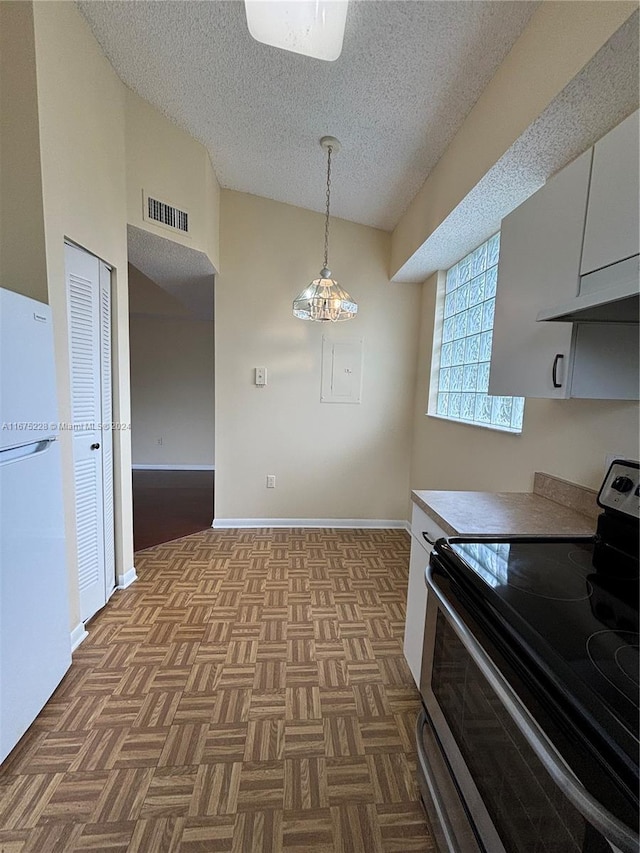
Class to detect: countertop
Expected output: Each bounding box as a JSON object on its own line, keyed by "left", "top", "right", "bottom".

{"left": 411, "top": 489, "right": 596, "bottom": 538}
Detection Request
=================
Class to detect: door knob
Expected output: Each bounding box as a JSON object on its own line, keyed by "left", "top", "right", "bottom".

{"left": 90, "top": 443, "right": 100, "bottom": 450}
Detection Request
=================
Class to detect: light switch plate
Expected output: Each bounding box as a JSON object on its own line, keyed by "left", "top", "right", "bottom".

{"left": 255, "top": 367, "right": 267, "bottom": 386}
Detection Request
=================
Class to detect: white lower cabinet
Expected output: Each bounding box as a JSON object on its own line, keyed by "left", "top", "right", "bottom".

{"left": 404, "top": 504, "right": 448, "bottom": 688}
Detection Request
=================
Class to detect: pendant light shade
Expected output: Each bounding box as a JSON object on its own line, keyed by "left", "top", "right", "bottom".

{"left": 293, "top": 137, "right": 358, "bottom": 323}
{"left": 293, "top": 268, "right": 357, "bottom": 322}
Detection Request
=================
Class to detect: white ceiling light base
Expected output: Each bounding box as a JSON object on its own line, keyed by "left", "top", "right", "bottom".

{"left": 244, "top": 0, "right": 348, "bottom": 62}
{"left": 320, "top": 135, "right": 341, "bottom": 153}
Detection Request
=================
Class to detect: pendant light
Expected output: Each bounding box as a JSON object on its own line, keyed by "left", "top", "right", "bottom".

{"left": 293, "top": 136, "right": 358, "bottom": 323}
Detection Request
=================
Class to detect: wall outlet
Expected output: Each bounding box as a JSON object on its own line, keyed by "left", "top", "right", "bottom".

{"left": 266, "top": 474, "right": 276, "bottom": 488}
{"left": 255, "top": 367, "right": 267, "bottom": 386}
{"left": 157, "top": 437, "right": 163, "bottom": 446}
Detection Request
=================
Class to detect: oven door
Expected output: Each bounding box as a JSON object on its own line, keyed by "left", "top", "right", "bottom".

{"left": 416, "top": 557, "right": 638, "bottom": 853}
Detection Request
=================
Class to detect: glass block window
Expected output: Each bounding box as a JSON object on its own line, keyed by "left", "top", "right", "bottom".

{"left": 432, "top": 233, "right": 525, "bottom": 433}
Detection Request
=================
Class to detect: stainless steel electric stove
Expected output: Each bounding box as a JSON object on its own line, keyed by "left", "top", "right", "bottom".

{"left": 417, "top": 459, "right": 639, "bottom": 853}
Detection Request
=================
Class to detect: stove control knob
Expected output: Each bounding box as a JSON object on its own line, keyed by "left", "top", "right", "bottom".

{"left": 611, "top": 475, "right": 633, "bottom": 493}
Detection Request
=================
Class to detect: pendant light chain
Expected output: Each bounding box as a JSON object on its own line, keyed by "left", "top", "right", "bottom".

{"left": 292, "top": 134, "right": 357, "bottom": 322}
{"left": 323, "top": 145, "right": 332, "bottom": 270}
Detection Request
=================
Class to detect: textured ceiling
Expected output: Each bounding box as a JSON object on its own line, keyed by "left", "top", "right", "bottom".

{"left": 78, "top": 0, "right": 539, "bottom": 231}
{"left": 393, "top": 12, "right": 640, "bottom": 282}
{"left": 127, "top": 226, "right": 215, "bottom": 320}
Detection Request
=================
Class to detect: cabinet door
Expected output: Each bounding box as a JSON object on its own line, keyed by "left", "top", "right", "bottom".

{"left": 404, "top": 536, "right": 431, "bottom": 688}
{"left": 570, "top": 323, "right": 639, "bottom": 400}
{"left": 404, "top": 503, "right": 449, "bottom": 688}
{"left": 489, "top": 150, "right": 592, "bottom": 399}
{"left": 581, "top": 110, "right": 639, "bottom": 276}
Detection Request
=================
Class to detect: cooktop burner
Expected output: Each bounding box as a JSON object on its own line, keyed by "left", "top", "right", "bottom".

{"left": 587, "top": 630, "right": 640, "bottom": 710}
{"left": 567, "top": 547, "right": 596, "bottom": 572}
{"left": 504, "top": 554, "right": 593, "bottom": 601}
{"left": 454, "top": 540, "right": 595, "bottom": 600}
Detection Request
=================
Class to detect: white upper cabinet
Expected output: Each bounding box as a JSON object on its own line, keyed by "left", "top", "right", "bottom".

{"left": 489, "top": 150, "right": 592, "bottom": 399}
{"left": 581, "top": 110, "right": 640, "bottom": 276}
{"left": 490, "top": 109, "right": 640, "bottom": 401}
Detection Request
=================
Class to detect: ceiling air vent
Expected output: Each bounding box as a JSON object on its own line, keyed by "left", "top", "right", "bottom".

{"left": 143, "top": 191, "right": 190, "bottom": 235}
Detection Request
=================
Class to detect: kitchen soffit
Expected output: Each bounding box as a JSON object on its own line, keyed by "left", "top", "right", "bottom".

{"left": 77, "top": 0, "right": 539, "bottom": 232}
{"left": 393, "top": 13, "right": 639, "bottom": 282}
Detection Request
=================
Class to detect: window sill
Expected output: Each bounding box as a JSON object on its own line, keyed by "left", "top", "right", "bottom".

{"left": 426, "top": 412, "right": 523, "bottom": 435}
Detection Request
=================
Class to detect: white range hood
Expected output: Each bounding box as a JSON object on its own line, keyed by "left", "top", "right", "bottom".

{"left": 537, "top": 254, "right": 639, "bottom": 323}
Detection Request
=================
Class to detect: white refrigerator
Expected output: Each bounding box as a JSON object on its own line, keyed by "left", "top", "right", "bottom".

{"left": 0, "top": 287, "right": 71, "bottom": 764}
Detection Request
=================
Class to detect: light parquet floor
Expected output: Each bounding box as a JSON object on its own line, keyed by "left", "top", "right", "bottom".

{"left": 0, "top": 528, "right": 434, "bottom": 852}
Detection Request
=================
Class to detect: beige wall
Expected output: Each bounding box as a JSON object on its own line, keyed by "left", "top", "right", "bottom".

{"left": 129, "top": 266, "right": 214, "bottom": 467}
{"left": 18, "top": 2, "right": 224, "bottom": 630}
{"left": 2, "top": 1, "right": 223, "bottom": 632}
{"left": 391, "top": 1, "right": 638, "bottom": 278}
{"left": 32, "top": 1, "right": 132, "bottom": 628}
{"left": 125, "top": 89, "right": 221, "bottom": 271}
{"left": 411, "top": 274, "right": 640, "bottom": 493}
{"left": 0, "top": 2, "right": 48, "bottom": 302}
{"left": 216, "top": 190, "right": 421, "bottom": 522}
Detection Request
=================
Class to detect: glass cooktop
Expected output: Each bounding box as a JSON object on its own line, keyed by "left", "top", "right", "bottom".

{"left": 437, "top": 537, "right": 639, "bottom": 797}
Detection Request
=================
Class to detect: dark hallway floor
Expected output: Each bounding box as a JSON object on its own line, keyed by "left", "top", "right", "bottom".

{"left": 132, "top": 469, "right": 214, "bottom": 552}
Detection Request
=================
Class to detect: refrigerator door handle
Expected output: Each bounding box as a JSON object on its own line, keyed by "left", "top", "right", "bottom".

{"left": 0, "top": 438, "right": 55, "bottom": 467}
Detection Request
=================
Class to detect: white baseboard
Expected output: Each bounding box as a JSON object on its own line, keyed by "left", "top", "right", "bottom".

{"left": 132, "top": 464, "right": 215, "bottom": 471}
{"left": 70, "top": 622, "right": 88, "bottom": 652}
{"left": 212, "top": 518, "right": 410, "bottom": 531}
{"left": 117, "top": 567, "right": 138, "bottom": 589}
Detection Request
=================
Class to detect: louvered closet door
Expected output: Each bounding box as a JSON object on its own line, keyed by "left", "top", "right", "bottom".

{"left": 65, "top": 243, "right": 115, "bottom": 622}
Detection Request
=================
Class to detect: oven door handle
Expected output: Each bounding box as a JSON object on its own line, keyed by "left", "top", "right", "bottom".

{"left": 425, "top": 565, "right": 639, "bottom": 853}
